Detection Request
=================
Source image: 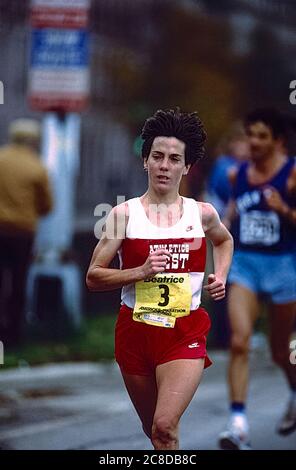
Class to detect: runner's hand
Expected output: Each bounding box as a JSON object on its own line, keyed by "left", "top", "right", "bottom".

{"left": 204, "top": 274, "right": 225, "bottom": 300}
{"left": 263, "top": 186, "right": 288, "bottom": 215}
{"left": 141, "top": 249, "right": 171, "bottom": 279}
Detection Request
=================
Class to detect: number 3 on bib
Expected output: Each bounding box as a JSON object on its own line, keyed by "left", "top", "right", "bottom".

{"left": 158, "top": 284, "right": 169, "bottom": 306}
{"left": 133, "top": 273, "right": 192, "bottom": 328}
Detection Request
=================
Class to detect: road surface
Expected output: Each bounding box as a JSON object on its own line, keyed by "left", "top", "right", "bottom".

{"left": 0, "top": 349, "right": 295, "bottom": 450}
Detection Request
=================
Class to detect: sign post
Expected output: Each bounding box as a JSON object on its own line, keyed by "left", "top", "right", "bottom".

{"left": 27, "top": 0, "right": 90, "bottom": 335}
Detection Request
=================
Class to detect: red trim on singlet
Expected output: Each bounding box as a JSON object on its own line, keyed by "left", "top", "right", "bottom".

{"left": 121, "top": 237, "right": 206, "bottom": 273}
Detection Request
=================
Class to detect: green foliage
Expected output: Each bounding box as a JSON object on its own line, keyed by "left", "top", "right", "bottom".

{"left": 2, "top": 315, "right": 117, "bottom": 370}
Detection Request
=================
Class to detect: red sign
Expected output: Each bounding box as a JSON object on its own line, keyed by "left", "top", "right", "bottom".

{"left": 28, "top": 96, "right": 88, "bottom": 113}
{"left": 30, "top": 0, "right": 90, "bottom": 29}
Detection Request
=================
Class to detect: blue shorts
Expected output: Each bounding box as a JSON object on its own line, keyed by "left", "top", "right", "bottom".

{"left": 228, "top": 250, "right": 296, "bottom": 304}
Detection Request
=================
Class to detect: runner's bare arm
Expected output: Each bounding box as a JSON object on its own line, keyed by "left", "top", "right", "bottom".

{"left": 222, "top": 199, "right": 237, "bottom": 229}
{"left": 86, "top": 204, "right": 171, "bottom": 292}
{"left": 200, "top": 202, "right": 233, "bottom": 300}
{"left": 263, "top": 164, "right": 296, "bottom": 225}
{"left": 222, "top": 167, "right": 238, "bottom": 229}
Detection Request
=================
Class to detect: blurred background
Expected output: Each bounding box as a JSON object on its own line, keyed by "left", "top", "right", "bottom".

{"left": 0, "top": 0, "right": 295, "bottom": 366}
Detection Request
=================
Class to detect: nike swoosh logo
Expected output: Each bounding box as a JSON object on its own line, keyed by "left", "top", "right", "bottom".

{"left": 188, "top": 342, "right": 199, "bottom": 348}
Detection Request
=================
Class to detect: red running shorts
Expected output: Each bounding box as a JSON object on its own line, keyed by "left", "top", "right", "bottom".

{"left": 115, "top": 304, "right": 212, "bottom": 376}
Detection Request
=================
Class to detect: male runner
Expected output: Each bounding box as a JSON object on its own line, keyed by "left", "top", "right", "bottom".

{"left": 219, "top": 108, "right": 296, "bottom": 450}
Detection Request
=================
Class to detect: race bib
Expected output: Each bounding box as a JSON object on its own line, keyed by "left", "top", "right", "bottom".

{"left": 133, "top": 273, "right": 192, "bottom": 328}
{"left": 240, "top": 210, "right": 280, "bottom": 246}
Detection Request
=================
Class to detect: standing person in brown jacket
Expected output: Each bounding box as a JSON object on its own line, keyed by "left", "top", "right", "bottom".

{"left": 0, "top": 119, "right": 53, "bottom": 347}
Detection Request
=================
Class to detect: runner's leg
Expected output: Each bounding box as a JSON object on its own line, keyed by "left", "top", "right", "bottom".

{"left": 219, "top": 283, "right": 260, "bottom": 449}
{"left": 120, "top": 371, "right": 157, "bottom": 438}
{"left": 228, "top": 283, "right": 260, "bottom": 402}
{"left": 152, "top": 358, "right": 204, "bottom": 450}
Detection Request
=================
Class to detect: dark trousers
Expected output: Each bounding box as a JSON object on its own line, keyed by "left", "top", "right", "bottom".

{"left": 0, "top": 231, "right": 34, "bottom": 347}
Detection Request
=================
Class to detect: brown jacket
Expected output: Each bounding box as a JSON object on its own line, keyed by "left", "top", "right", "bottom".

{"left": 0, "top": 143, "right": 53, "bottom": 234}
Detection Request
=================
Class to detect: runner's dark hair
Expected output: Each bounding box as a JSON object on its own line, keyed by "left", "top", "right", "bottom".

{"left": 245, "top": 108, "right": 288, "bottom": 139}
{"left": 141, "top": 108, "right": 207, "bottom": 166}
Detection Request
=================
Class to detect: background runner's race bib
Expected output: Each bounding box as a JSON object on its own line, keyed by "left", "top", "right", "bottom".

{"left": 133, "top": 272, "right": 192, "bottom": 328}
{"left": 240, "top": 210, "right": 280, "bottom": 246}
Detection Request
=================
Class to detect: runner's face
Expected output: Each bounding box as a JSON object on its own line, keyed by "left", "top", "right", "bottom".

{"left": 247, "top": 122, "right": 279, "bottom": 161}
{"left": 144, "top": 137, "right": 189, "bottom": 193}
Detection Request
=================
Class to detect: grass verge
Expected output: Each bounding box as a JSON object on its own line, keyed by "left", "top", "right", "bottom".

{"left": 2, "top": 315, "right": 117, "bottom": 369}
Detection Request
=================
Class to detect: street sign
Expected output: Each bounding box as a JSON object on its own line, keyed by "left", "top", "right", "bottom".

{"left": 28, "top": 0, "right": 90, "bottom": 112}
{"left": 30, "top": 0, "right": 89, "bottom": 29}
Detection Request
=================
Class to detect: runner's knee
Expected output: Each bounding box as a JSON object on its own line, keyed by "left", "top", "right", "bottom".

{"left": 231, "top": 333, "right": 250, "bottom": 355}
{"left": 151, "top": 415, "right": 178, "bottom": 449}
